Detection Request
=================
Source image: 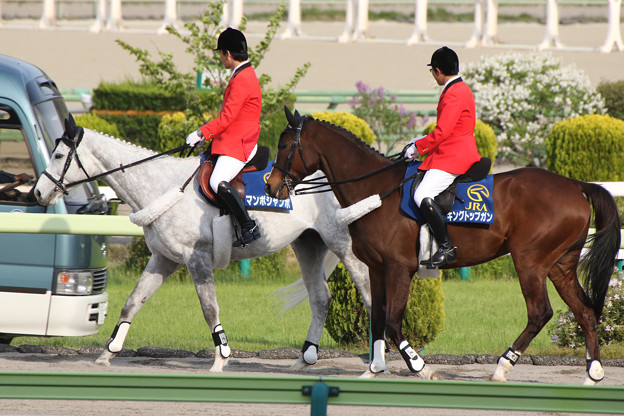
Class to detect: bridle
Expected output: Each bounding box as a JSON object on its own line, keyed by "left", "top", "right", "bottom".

{"left": 41, "top": 125, "right": 89, "bottom": 195}
{"left": 271, "top": 116, "right": 314, "bottom": 194}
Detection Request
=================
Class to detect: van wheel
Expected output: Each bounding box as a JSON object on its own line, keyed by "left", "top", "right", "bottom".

{"left": 0, "top": 335, "right": 14, "bottom": 344}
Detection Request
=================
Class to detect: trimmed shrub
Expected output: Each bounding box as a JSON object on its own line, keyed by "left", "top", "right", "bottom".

{"left": 422, "top": 120, "right": 498, "bottom": 169}
{"left": 311, "top": 111, "right": 376, "bottom": 145}
{"left": 597, "top": 80, "right": 624, "bottom": 120}
{"left": 97, "top": 113, "right": 163, "bottom": 151}
{"left": 326, "top": 263, "right": 445, "bottom": 348}
{"left": 74, "top": 113, "right": 120, "bottom": 137}
{"left": 545, "top": 114, "right": 624, "bottom": 181}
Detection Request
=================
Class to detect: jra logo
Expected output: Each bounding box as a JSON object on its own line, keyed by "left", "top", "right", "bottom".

{"left": 466, "top": 184, "right": 489, "bottom": 211}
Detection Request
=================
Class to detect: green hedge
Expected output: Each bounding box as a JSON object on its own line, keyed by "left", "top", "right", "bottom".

{"left": 597, "top": 80, "right": 624, "bottom": 120}
{"left": 74, "top": 113, "right": 120, "bottom": 137}
{"left": 545, "top": 114, "right": 624, "bottom": 181}
{"left": 326, "top": 263, "right": 445, "bottom": 348}
{"left": 311, "top": 111, "right": 376, "bottom": 145}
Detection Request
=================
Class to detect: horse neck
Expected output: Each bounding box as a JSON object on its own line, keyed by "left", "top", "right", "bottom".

{"left": 310, "top": 122, "right": 398, "bottom": 207}
{"left": 81, "top": 130, "right": 193, "bottom": 211}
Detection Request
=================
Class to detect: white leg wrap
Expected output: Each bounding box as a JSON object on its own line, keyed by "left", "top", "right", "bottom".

{"left": 302, "top": 341, "right": 318, "bottom": 365}
{"left": 369, "top": 339, "right": 387, "bottom": 373}
{"left": 399, "top": 340, "right": 425, "bottom": 373}
{"left": 586, "top": 360, "right": 605, "bottom": 383}
{"left": 212, "top": 324, "right": 231, "bottom": 358}
{"left": 107, "top": 321, "right": 130, "bottom": 353}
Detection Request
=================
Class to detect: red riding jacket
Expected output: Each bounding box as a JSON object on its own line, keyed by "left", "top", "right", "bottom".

{"left": 199, "top": 63, "right": 262, "bottom": 162}
{"left": 415, "top": 77, "right": 481, "bottom": 174}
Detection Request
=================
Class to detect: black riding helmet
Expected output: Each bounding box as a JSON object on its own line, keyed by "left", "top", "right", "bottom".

{"left": 427, "top": 46, "right": 459, "bottom": 75}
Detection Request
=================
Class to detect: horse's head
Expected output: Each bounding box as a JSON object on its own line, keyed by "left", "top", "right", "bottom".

{"left": 265, "top": 106, "right": 320, "bottom": 199}
{"left": 34, "top": 115, "right": 88, "bottom": 206}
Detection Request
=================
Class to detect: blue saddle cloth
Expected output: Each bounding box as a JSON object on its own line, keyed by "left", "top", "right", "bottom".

{"left": 199, "top": 161, "right": 292, "bottom": 211}
{"left": 400, "top": 161, "right": 494, "bottom": 225}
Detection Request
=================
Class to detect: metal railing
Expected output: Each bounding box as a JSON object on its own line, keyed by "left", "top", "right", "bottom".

{"left": 1, "top": 371, "right": 624, "bottom": 415}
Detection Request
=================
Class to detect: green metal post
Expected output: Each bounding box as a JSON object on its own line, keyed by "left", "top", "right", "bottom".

{"left": 239, "top": 259, "right": 250, "bottom": 279}
{"left": 459, "top": 266, "right": 471, "bottom": 281}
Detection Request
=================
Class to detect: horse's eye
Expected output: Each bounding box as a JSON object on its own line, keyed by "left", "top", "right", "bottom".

{"left": 278, "top": 143, "right": 288, "bottom": 150}
{"left": 54, "top": 153, "right": 64, "bottom": 160}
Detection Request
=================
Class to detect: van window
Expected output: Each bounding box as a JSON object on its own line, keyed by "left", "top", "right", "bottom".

{"left": 0, "top": 106, "right": 35, "bottom": 204}
{"left": 32, "top": 98, "right": 69, "bottom": 153}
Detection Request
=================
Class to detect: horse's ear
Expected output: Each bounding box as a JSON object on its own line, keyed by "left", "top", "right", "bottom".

{"left": 294, "top": 110, "right": 301, "bottom": 121}
{"left": 284, "top": 105, "right": 295, "bottom": 126}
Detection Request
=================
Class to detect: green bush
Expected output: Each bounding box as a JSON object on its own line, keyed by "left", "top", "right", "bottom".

{"left": 98, "top": 113, "right": 163, "bottom": 151}
{"left": 545, "top": 114, "right": 624, "bottom": 181}
{"left": 597, "top": 80, "right": 624, "bottom": 120}
{"left": 311, "top": 111, "right": 376, "bottom": 145}
{"left": 443, "top": 256, "right": 517, "bottom": 281}
{"left": 325, "top": 263, "right": 445, "bottom": 349}
{"left": 422, "top": 120, "right": 498, "bottom": 169}
{"left": 74, "top": 113, "right": 120, "bottom": 137}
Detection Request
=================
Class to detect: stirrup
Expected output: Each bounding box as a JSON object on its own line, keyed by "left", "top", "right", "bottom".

{"left": 420, "top": 246, "right": 456, "bottom": 267}
{"left": 233, "top": 223, "right": 261, "bottom": 248}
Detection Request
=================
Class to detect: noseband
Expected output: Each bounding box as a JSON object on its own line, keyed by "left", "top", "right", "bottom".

{"left": 272, "top": 117, "right": 314, "bottom": 193}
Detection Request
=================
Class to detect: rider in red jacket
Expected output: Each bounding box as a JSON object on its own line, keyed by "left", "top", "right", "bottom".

{"left": 404, "top": 46, "right": 481, "bottom": 267}
{"left": 186, "top": 27, "right": 262, "bottom": 247}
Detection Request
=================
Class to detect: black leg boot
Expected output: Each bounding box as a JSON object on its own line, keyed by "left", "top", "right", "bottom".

{"left": 217, "top": 181, "right": 261, "bottom": 248}
{"left": 419, "top": 197, "right": 456, "bottom": 267}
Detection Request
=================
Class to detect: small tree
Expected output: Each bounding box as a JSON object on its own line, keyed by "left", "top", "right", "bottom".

{"left": 116, "top": 1, "right": 309, "bottom": 150}
{"left": 349, "top": 81, "right": 425, "bottom": 153}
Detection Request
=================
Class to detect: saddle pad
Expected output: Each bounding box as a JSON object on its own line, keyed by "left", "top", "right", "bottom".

{"left": 242, "top": 162, "right": 293, "bottom": 211}
{"left": 400, "top": 161, "right": 494, "bottom": 225}
{"left": 198, "top": 161, "right": 292, "bottom": 211}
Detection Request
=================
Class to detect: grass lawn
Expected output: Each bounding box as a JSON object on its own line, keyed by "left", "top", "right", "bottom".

{"left": 18, "top": 269, "right": 622, "bottom": 358}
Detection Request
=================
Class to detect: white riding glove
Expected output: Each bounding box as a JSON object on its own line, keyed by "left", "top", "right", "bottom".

{"left": 186, "top": 130, "right": 203, "bottom": 146}
{"left": 404, "top": 135, "right": 426, "bottom": 160}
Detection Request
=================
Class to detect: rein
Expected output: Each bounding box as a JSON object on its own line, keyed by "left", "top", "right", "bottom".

{"left": 43, "top": 127, "right": 191, "bottom": 195}
{"left": 273, "top": 115, "right": 414, "bottom": 199}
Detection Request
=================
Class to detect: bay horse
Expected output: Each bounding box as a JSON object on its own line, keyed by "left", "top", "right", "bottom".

{"left": 34, "top": 120, "right": 371, "bottom": 372}
{"left": 265, "top": 108, "right": 621, "bottom": 384}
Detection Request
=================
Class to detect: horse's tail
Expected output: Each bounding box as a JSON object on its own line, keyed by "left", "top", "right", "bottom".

{"left": 576, "top": 181, "right": 621, "bottom": 319}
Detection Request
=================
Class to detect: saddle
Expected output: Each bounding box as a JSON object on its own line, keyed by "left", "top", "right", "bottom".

{"left": 409, "top": 157, "right": 492, "bottom": 213}
{"left": 198, "top": 146, "right": 270, "bottom": 205}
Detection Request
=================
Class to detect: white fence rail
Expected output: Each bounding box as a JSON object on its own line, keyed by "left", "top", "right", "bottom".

{"left": 0, "top": 0, "right": 622, "bottom": 52}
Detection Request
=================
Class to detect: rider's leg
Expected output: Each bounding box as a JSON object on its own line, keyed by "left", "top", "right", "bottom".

{"left": 210, "top": 151, "right": 260, "bottom": 248}
{"left": 413, "top": 169, "right": 458, "bottom": 267}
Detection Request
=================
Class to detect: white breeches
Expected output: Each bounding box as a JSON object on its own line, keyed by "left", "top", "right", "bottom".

{"left": 413, "top": 168, "right": 458, "bottom": 207}
{"left": 209, "top": 145, "right": 258, "bottom": 193}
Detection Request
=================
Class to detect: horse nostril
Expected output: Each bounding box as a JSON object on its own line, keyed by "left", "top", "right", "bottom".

{"left": 264, "top": 183, "right": 271, "bottom": 196}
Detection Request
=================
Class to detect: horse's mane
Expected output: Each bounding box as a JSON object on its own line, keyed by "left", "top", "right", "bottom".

{"left": 309, "top": 117, "right": 394, "bottom": 163}
{"left": 85, "top": 128, "right": 180, "bottom": 161}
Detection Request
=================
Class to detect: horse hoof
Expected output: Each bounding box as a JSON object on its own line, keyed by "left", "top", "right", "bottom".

{"left": 491, "top": 373, "right": 507, "bottom": 382}
{"left": 418, "top": 367, "right": 437, "bottom": 380}
{"left": 210, "top": 357, "right": 230, "bottom": 373}
{"left": 583, "top": 377, "right": 598, "bottom": 386}
{"left": 290, "top": 357, "right": 309, "bottom": 371}
{"left": 359, "top": 369, "right": 388, "bottom": 378}
{"left": 94, "top": 357, "right": 111, "bottom": 367}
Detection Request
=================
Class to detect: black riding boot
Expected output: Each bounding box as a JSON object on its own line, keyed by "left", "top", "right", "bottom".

{"left": 217, "top": 181, "right": 261, "bottom": 248}
{"left": 420, "top": 197, "right": 456, "bottom": 267}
